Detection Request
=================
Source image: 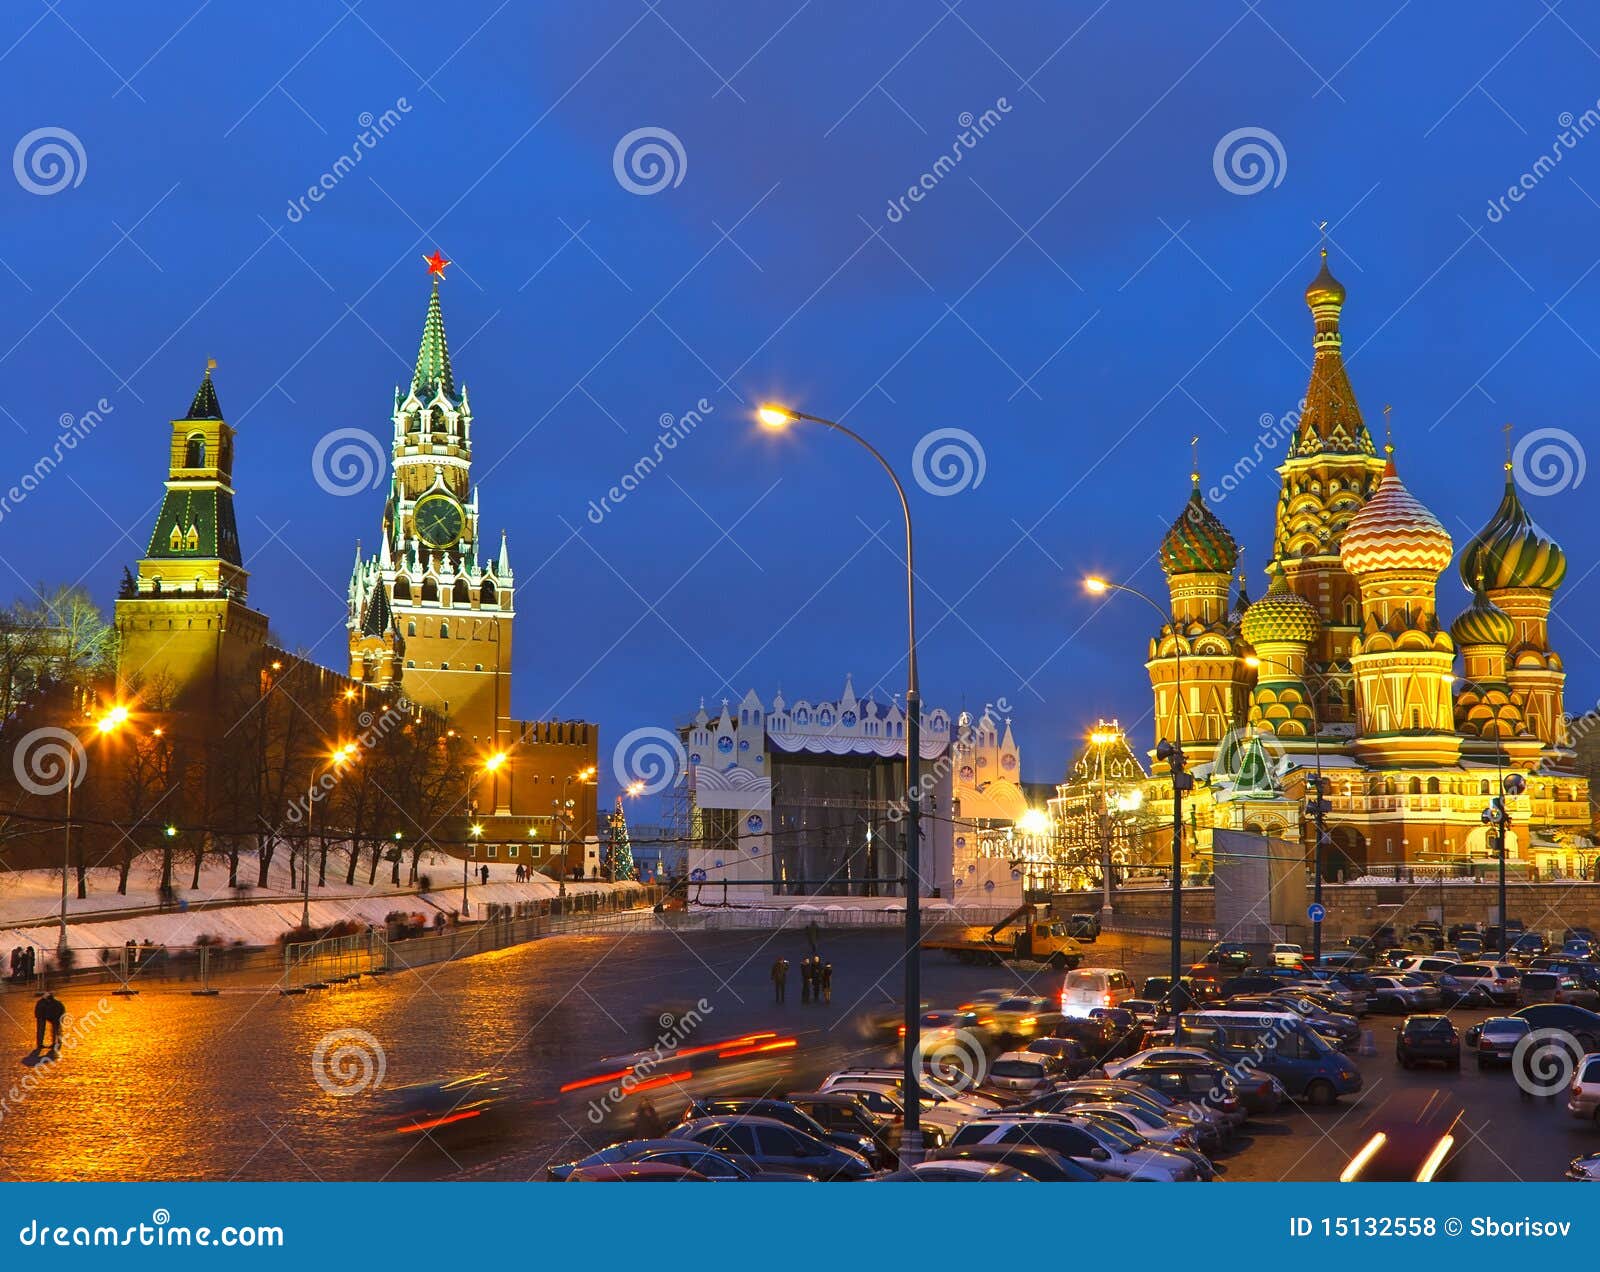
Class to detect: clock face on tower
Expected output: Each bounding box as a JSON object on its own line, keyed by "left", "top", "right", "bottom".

{"left": 412, "top": 492, "right": 465, "bottom": 549}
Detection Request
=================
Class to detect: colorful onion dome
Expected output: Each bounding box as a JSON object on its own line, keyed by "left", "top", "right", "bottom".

{"left": 1450, "top": 583, "right": 1516, "bottom": 647}
{"left": 1241, "top": 563, "right": 1321, "bottom": 646}
{"left": 1458, "top": 470, "right": 1567, "bottom": 592}
{"left": 1339, "top": 460, "right": 1453, "bottom": 576}
{"left": 1304, "top": 249, "right": 1346, "bottom": 309}
{"left": 1159, "top": 479, "right": 1238, "bottom": 576}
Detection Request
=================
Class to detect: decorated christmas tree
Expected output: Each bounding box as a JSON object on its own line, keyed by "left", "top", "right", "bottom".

{"left": 607, "top": 795, "right": 636, "bottom": 882}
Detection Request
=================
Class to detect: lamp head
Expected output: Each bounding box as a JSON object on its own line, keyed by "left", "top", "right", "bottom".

{"left": 1244, "top": 654, "right": 1262, "bottom": 668}
{"left": 1083, "top": 576, "right": 1109, "bottom": 595}
{"left": 757, "top": 403, "right": 796, "bottom": 430}
{"left": 483, "top": 751, "right": 508, "bottom": 773}
{"left": 96, "top": 705, "right": 130, "bottom": 734}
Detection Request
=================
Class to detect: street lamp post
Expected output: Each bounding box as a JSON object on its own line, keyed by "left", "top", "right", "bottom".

{"left": 60, "top": 705, "right": 130, "bottom": 950}
{"left": 303, "top": 743, "right": 358, "bottom": 931}
{"left": 1084, "top": 578, "right": 1190, "bottom": 999}
{"left": 467, "top": 752, "right": 508, "bottom": 917}
{"left": 1090, "top": 728, "right": 1116, "bottom": 919}
{"left": 759, "top": 403, "right": 924, "bottom": 1160}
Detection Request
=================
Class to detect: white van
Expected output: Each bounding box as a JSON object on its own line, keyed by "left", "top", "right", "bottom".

{"left": 1059, "top": 966, "right": 1136, "bottom": 1018}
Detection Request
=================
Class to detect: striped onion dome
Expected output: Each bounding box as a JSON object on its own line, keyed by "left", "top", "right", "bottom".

{"left": 1241, "top": 563, "right": 1320, "bottom": 646}
{"left": 1159, "top": 481, "right": 1238, "bottom": 577}
{"left": 1339, "top": 460, "right": 1452, "bottom": 577}
{"left": 1450, "top": 584, "right": 1516, "bottom": 648}
{"left": 1458, "top": 472, "right": 1567, "bottom": 593}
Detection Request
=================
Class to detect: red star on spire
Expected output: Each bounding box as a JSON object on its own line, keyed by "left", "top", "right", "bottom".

{"left": 423, "top": 250, "right": 450, "bottom": 279}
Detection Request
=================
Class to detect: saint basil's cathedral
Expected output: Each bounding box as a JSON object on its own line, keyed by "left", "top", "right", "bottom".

{"left": 1138, "top": 251, "right": 1592, "bottom": 880}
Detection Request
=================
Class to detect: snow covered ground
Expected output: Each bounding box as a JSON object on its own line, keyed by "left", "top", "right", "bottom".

{"left": 0, "top": 850, "right": 644, "bottom": 955}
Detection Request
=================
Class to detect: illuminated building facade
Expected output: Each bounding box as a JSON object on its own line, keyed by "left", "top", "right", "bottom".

{"left": 1134, "top": 252, "right": 1592, "bottom": 880}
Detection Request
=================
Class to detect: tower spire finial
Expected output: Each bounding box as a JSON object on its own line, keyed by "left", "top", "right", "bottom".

{"left": 1318, "top": 218, "right": 1328, "bottom": 258}
{"left": 1383, "top": 403, "right": 1394, "bottom": 458}
{"left": 1503, "top": 421, "right": 1514, "bottom": 474}
{"left": 1190, "top": 434, "right": 1200, "bottom": 486}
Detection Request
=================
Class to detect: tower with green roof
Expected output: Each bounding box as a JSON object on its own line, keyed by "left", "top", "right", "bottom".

{"left": 114, "top": 365, "right": 268, "bottom": 712}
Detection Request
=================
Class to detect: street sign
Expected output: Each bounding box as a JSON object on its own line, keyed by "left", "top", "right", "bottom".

{"left": 1307, "top": 902, "right": 1326, "bottom": 923}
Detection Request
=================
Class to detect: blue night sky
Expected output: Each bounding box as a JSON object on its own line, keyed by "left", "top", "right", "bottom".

{"left": 5, "top": 3, "right": 1600, "bottom": 803}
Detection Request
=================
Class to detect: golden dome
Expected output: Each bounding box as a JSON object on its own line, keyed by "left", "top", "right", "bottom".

{"left": 1240, "top": 563, "right": 1321, "bottom": 646}
{"left": 1339, "top": 461, "right": 1453, "bottom": 577}
{"left": 1304, "top": 249, "right": 1346, "bottom": 309}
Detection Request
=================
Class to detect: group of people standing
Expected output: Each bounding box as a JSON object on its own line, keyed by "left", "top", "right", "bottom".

{"left": 770, "top": 953, "right": 832, "bottom": 1004}
{"left": 8, "top": 945, "right": 39, "bottom": 983}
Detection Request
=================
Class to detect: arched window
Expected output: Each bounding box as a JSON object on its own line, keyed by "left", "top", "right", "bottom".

{"left": 1343, "top": 598, "right": 1357, "bottom": 626}
{"left": 393, "top": 577, "right": 411, "bottom": 601}
{"left": 421, "top": 578, "right": 439, "bottom": 603}
{"left": 407, "top": 621, "right": 416, "bottom": 637}
{"left": 452, "top": 578, "right": 470, "bottom": 605}
{"left": 1408, "top": 777, "right": 1421, "bottom": 795}
{"left": 183, "top": 434, "right": 206, "bottom": 468}
{"left": 1426, "top": 777, "right": 1440, "bottom": 794}
{"left": 1480, "top": 779, "right": 1491, "bottom": 795}
{"left": 439, "top": 621, "right": 449, "bottom": 640}
{"left": 480, "top": 580, "right": 497, "bottom": 606}
{"left": 218, "top": 435, "right": 232, "bottom": 473}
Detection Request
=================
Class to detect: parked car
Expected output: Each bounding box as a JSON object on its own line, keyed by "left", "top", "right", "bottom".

{"left": 548, "top": 1138, "right": 816, "bottom": 1182}
{"left": 1566, "top": 1153, "right": 1600, "bottom": 1181}
{"left": 565, "top": 1161, "right": 707, "bottom": 1182}
{"left": 1060, "top": 968, "right": 1136, "bottom": 1019}
{"left": 983, "top": 1052, "right": 1060, "bottom": 1097}
{"left": 1272, "top": 943, "right": 1305, "bottom": 969}
{"left": 948, "top": 1114, "right": 1200, "bottom": 1181}
{"left": 1566, "top": 1054, "right": 1600, "bottom": 1125}
{"left": 1395, "top": 1015, "right": 1460, "bottom": 1070}
{"left": 1018, "top": 1035, "right": 1095, "bottom": 1078}
{"left": 1512, "top": 1004, "right": 1600, "bottom": 1054}
{"left": 1395, "top": 954, "right": 1456, "bottom": 977}
{"left": 680, "top": 1097, "right": 879, "bottom": 1164}
{"left": 1438, "top": 961, "right": 1521, "bottom": 1006}
{"left": 885, "top": 1160, "right": 1034, "bottom": 1182}
{"left": 1561, "top": 939, "right": 1596, "bottom": 960}
{"left": 783, "top": 1091, "right": 899, "bottom": 1167}
{"left": 927, "top": 1144, "right": 1104, "bottom": 1181}
{"left": 1510, "top": 931, "right": 1547, "bottom": 958}
{"left": 667, "top": 1116, "right": 873, "bottom": 1180}
{"left": 1030, "top": 1077, "right": 1233, "bottom": 1143}
{"left": 1066, "top": 912, "right": 1101, "bottom": 941}
{"left": 1204, "top": 942, "right": 1253, "bottom": 969}
{"left": 1366, "top": 974, "right": 1433, "bottom": 1014}
{"left": 1177, "top": 1009, "right": 1363, "bottom": 1105}
{"left": 1465, "top": 1016, "right": 1532, "bottom": 1069}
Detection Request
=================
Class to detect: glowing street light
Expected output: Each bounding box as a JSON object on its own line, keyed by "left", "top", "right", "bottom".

{"left": 755, "top": 396, "right": 926, "bottom": 1157}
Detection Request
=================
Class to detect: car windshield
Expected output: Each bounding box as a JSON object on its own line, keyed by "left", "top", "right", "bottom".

{"left": 1404, "top": 1018, "right": 1452, "bottom": 1036}
{"left": 1483, "top": 1020, "right": 1530, "bottom": 1038}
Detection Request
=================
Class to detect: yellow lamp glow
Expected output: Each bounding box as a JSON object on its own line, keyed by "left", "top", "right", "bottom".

{"left": 1083, "top": 576, "right": 1109, "bottom": 595}
{"left": 1017, "top": 809, "right": 1051, "bottom": 836}
{"left": 469, "top": 823, "right": 483, "bottom": 838}
{"left": 96, "top": 705, "right": 129, "bottom": 734}
{"left": 1244, "top": 654, "right": 1262, "bottom": 668}
{"left": 757, "top": 403, "right": 795, "bottom": 429}
{"left": 483, "top": 751, "right": 508, "bottom": 773}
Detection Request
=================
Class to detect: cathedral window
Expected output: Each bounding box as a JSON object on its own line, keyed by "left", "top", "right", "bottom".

{"left": 453, "top": 579, "right": 470, "bottom": 605}
{"left": 422, "top": 578, "right": 439, "bottom": 603}
{"left": 393, "top": 577, "right": 411, "bottom": 601}
{"left": 480, "top": 581, "right": 496, "bottom": 606}
{"left": 183, "top": 434, "right": 206, "bottom": 468}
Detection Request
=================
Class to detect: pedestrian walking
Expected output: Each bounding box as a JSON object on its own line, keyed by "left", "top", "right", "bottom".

{"left": 771, "top": 956, "right": 789, "bottom": 1004}
{"left": 821, "top": 959, "right": 833, "bottom": 1003}
{"left": 34, "top": 991, "right": 65, "bottom": 1052}
{"left": 480, "top": 864, "right": 490, "bottom": 885}
{"left": 23, "top": 946, "right": 36, "bottom": 983}
{"left": 799, "top": 954, "right": 812, "bottom": 1004}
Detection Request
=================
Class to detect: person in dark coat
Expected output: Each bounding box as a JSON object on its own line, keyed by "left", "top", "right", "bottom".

{"left": 480, "top": 864, "right": 490, "bottom": 885}
{"left": 820, "top": 959, "right": 833, "bottom": 1004}
{"left": 34, "top": 991, "right": 65, "bottom": 1051}
{"left": 799, "top": 955, "right": 812, "bottom": 1003}
{"left": 771, "top": 956, "right": 789, "bottom": 1004}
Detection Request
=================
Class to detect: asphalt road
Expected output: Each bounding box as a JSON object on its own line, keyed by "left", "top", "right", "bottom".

{"left": 0, "top": 928, "right": 1592, "bottom": 1182}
